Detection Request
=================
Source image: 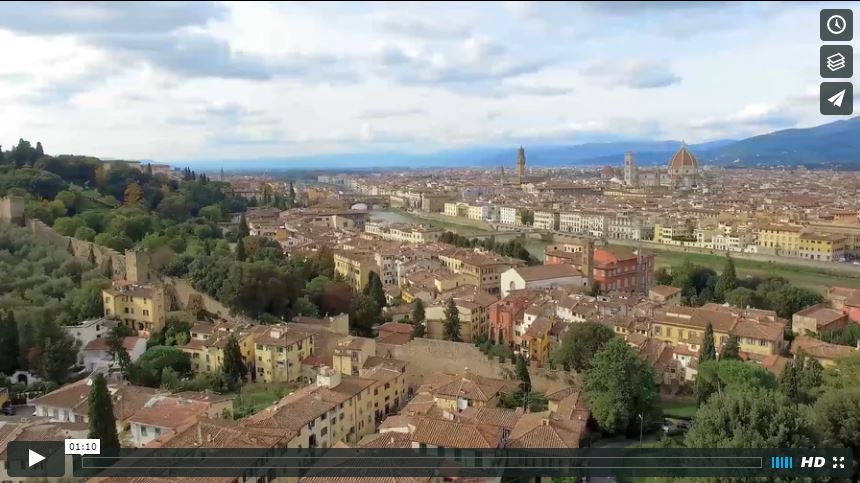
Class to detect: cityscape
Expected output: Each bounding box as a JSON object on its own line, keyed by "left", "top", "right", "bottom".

{"left": 0, "top": 2, "right": 859, "bottom": 483}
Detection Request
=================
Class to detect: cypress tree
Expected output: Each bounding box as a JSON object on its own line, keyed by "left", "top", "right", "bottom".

{"left": 34, "top": 141, "right": 44, "bottom": 160}
{"left": 516, "top": 354, "right": 532, "bottom": 394}
{"left": 714, "top": 254, "right": 738, "bottom": 303}
{"left": 236, "top": 237, "right": 246, "bottom": 261}
{"left": 720, "top": 335, "right": 740, "bottom": 360}
{"left": 0, "top": 310, "right": 20, "bottom": 375}
{"left": 221, "top": 335, "right": 247, "bottom": 391}
{"left": 443, "top": 298, "right": 461, "bottom": 342}
{"left": 238, "top": 213, "right": 249, "bottom": 238}
{"left": 366, "top": 271, "right": 386, "bottom": 308}
{"left": 699, "top": 323, "right": 716, "bottom": 362}
{"left": 88, "top": 373, "right": 120, "bottom": 448}
{"left": 411, "top": 299, "right": 425, "bottom": 325}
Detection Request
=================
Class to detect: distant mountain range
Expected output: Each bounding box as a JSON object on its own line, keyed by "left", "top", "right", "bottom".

{"left": 173, "top": 116, "right": 860, "bottom": 171}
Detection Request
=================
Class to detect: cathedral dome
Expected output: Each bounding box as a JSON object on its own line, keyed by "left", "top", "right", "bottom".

{"left": 668, "top": 143, "right": 698, "bottom": 171}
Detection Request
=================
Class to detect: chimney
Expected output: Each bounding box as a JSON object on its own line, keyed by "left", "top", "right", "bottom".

{"left": 270, "top": 328, "right": 282, "bottom": 339}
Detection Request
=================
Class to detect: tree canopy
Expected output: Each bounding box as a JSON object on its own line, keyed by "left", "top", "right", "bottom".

{"left": 584, "top": 338, "right": 660, "bottom": 435}
{"left": 551, "top": 322, "right": 615, "bottom": 372}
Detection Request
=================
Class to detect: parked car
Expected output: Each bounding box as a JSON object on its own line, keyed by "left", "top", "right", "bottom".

{"left": 1, "top": 402, "right": 16, "bottom": 416}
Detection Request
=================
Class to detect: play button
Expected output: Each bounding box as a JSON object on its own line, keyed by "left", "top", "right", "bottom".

{"left": 7, "top": 441, "right": 65, "bottom": 477}
{"left": 28, "top": 449, "right": 46, "bottom": 467}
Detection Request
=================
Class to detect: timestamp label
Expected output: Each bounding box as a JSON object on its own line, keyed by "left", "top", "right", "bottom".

{"left": 65, "top": 438, "right": 100, "bottom": 455}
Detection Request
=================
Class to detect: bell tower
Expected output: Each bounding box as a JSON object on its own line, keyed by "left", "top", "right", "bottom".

{"left": 517, "top": 146, "right": 526, "bottom": 184}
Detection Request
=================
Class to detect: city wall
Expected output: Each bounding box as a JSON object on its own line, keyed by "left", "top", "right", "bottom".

{"left": 378, "top": 337, "right": 574, "bottom": 393}
{"left": 27, "top": 218, "right": 127, "bottom": 279}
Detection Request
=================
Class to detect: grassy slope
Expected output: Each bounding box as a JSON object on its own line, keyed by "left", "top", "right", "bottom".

{"left": 652, "top": 250, "right": 860, "bottom": 293}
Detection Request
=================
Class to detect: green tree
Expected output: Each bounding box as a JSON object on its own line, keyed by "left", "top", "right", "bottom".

{"left": 781, "top": 351, "right": 823, "bottom": 404}
{"left": 199, "top": 204, "right": 222, "bottom": 222}
{"left": 516, "top": 354, "right": 532, "bottom": 394}
{"left": 686, "top": 388, "right": 816, "bottom": 448}
{"left": 35, "top": 141, "right": 45, "bottom": 159}
{"left": 238, "top": 213, "right": 249, "bottom": 238}
{"left": 365, "top": 271, "right": 387, "bottom": 308}
{"left": 695, "top": 359, "right": 777, "bottom": 406}
{"left": 0, "top": 310, "right": 20, "bottom": 375}
{"left": 725, "top": 286, "right": 757, "bottom": 309}
{"left": 88, "top": 373, "right": 120, "bottom": 448}
{"left": 713, "top": 254, "right": 737, "bottom": 303}
{"left": 106, "top": 324, "right": 134, "bottom": 373}
{"left": 235, "top": 237, "right": 246, "bottom": 261}
{"left": 584, "top": 338, "right": 660, "bottom": 435}
{"left": 823, "top": 353, "right": 860, "bottom": 391}
{"left": 814, "top": 388, "right": 860, "bottom": 480}
{"left": 351, "top": 294, "right": 380, "bottom": 336}
{"left": 293, "top": 296, "right": 319, "bottom": 317}
{"left": 699, "top": 323, "right": 716, "bottom": 362}
{"left": 40, "top": 337, "right": 77, "bottom": 384}
{"left": 129, "top": 346, "right": 192, "bottom": 387}
{"left": 411, "top": 299, "right": 425, "bottom": 325}
{"left": 551, "top": 322, "right": 615, "bottom": 372}
{"left": 443, "top": 298, "right": 461, "bottom": 342}
{"left": 589, "top": 280, "right": 601, "bottom": 296}
{"left": 74, "top": 226, "right": 97, "bottom": 241}
{"left": 315, "top": 246, "right": 335, "bottom": 279}
{"left": 720, "top": 334, "right": 740, "bottom": 360}
{"left": 221, "top": 335, "right": 247, "bottom": 391}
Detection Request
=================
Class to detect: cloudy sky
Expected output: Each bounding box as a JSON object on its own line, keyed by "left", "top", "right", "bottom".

{"left": 0, "top": 1, "right": 856, "bottom": 162}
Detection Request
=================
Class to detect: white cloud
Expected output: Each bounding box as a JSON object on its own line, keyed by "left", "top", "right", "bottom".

{"left": 0, "top": 1, "right": 828, "bottom": 161}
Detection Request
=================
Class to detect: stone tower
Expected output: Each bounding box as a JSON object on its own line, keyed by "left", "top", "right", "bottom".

{"left": 125, "top": 249, "right": 152, "bottom": 283}
{"left": 623, "top": 152, "right": 638, "bottom": 187}
{"left": 0, "top": 196, "right": 25, "bottom": 226}
{"left": 582, "top": 237, "right": 595, "bottom": 287}
{"left": 499, "top": 165, "right": 505, "bottom": 186}
{"left": 516, "top": 146, "right": 526, "bottom": 184}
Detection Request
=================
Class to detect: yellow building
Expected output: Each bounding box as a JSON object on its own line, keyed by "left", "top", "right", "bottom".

{"left": 437, "top": 250, "right": 522, "bottom": 295}
{"left": 757, "top": 224, "right": 802, "bottom": 257}
{"left": 244, "top": 367, "right": 377, "bottom": 447}
{"left": 651, "top": 304, "right": 785, "bottom": 358}
{"left": 798, "top": 232, "right": 848, "bottom": 262}
{"left": 252, "top": 325, "right": 314, "bottom": 383}
{"left": 361, "top": 358, "right": 408, "bottom": 422}
{"left": 425, "top": 288, "right": 497, "bottom": 343}
{"left": 102, "top": 282, "right": 167, "bottom": 336}
{"left": 334, "top": 249, "right": 379, "bottom": 292}
{"left": 332, "top": 337, "right": 376, "bottom": 376}
{"left": 424, "top": 372, "right": 508, "bottom": 412}
{"left": 522, "top": 316, "right": 554, "bottom": 364}
{"left": 181, "top": 325, "right": 256, "bottom": 375}
{"left": 443, "top": 202, "right": 468, "bottom": 217}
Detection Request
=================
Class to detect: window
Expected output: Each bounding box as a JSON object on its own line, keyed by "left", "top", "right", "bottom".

{"left": 321, "top": 427, "right": 328, "bottom": 436}
{"left": 140, "top": 426, "right": 148, "bottom": 436}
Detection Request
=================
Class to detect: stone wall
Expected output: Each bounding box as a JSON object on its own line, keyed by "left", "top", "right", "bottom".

{"left": 165, "top": 277, "right": 233, "bottom": 321}
{"left": 26, "top": 218, "right": 127, "bottom": 279}
{"left": 377, "top": 338, "right": 572, "bottom": 392}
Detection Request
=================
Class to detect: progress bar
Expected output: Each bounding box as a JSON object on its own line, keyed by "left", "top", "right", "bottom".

{"left": 65, "top": 447, "right": 853, "bottom": 479}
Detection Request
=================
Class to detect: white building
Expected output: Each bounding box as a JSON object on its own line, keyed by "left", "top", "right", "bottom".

{"left": 64, "top": 317, "right": 116, "bottom": 363}
{"left": 533, "top": 210, "right": 560, "bottom": 231}
{"left": 82, "top": 336, "right": 147, "bottom": 372}
{"left": 500, "top": 264, "right": 588, "bottom": 298}
{"left": 559, "top": 210, "right": 608, "bottom": 236}
{"left": 499, "top": 206, "right": 523, "bottom": 225}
